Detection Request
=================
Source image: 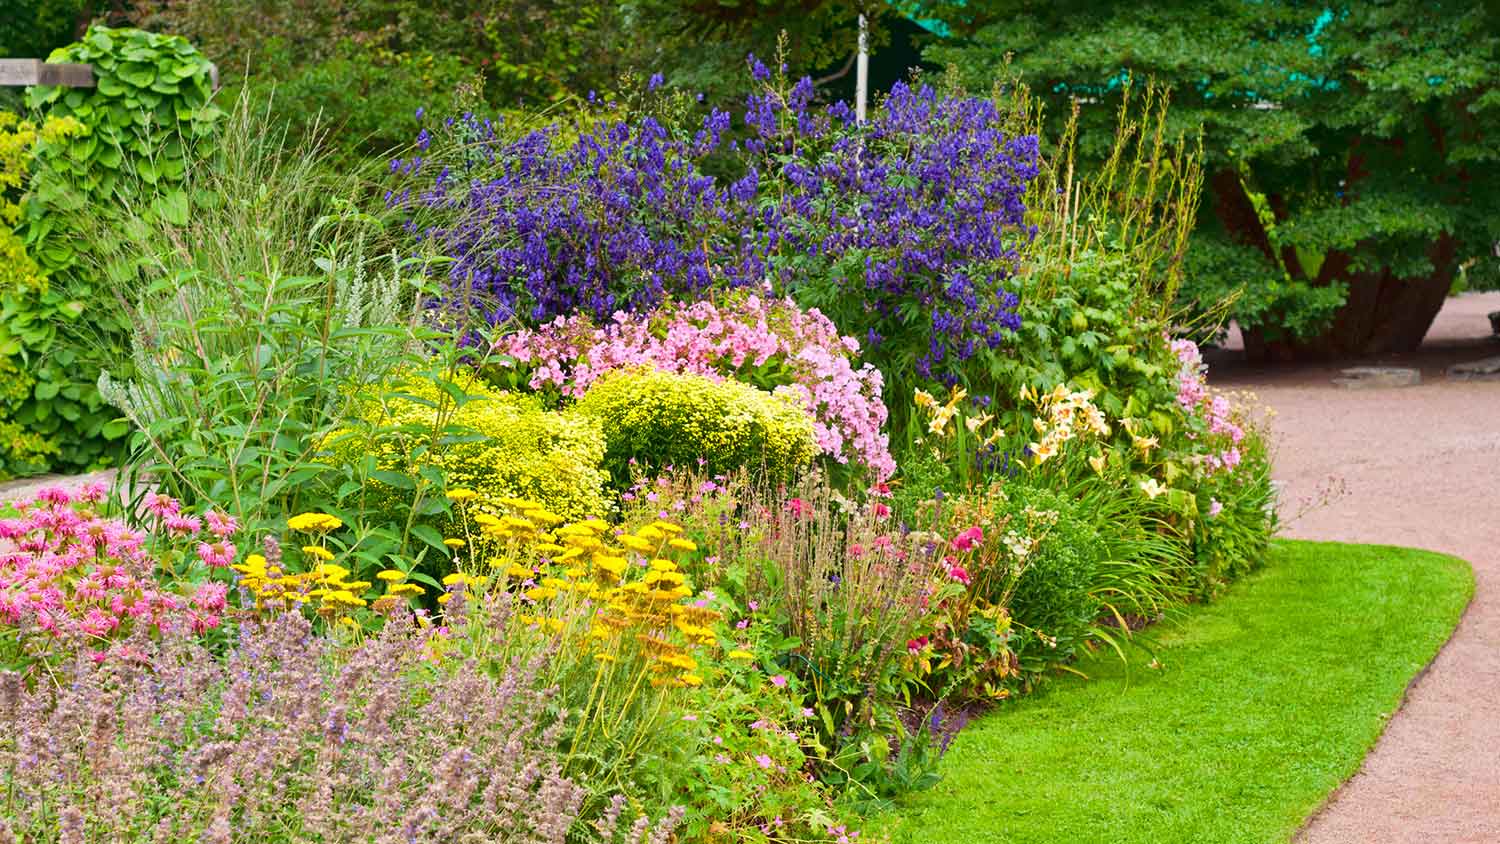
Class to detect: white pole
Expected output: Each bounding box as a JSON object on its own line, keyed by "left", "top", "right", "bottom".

{"left": 856, "top": 13, "right": 869, "bottom": 123}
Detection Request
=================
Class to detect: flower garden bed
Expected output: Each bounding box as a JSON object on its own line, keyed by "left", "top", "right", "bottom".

{"left": 1, "top": 28, "right": 1280, "bottom": 844}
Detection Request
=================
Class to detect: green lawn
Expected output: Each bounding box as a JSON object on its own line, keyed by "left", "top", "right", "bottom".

{"left": 879, "top": 540, "right": 1473, "bottom": 844}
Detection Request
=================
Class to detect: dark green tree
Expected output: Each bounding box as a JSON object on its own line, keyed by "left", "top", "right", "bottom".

{"left": 929, "top": 2, "right": 1500, "bottom": 359}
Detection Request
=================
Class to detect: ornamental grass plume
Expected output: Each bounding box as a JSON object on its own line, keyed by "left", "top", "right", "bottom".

{"left": 0, "top": 607, "right": 645, "bottom": 843}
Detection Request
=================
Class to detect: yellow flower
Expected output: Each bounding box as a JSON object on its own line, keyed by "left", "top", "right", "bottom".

{"left": 288, "top": 512, "right": 343, "bottom": 533}
{"left": 965, "top": 412, "right": 994, "bottom": 433}
{"left": 377, "top": 569, "right": 407, "bottom": 582}
{"left": 594, "top": 556, "right": 627, "bottom": 578}
{"left": 441, "top": 572, "right": 468, "bottom": 587}
{"left": 618, "top": 534, "right": 655, "bottom": 553}
{"left": 595, "top": 652, "right": 617, "bottom": 663}
{"left": 443, "top": 538, "right": 465, "bottom": 549}
{"left": 503, "top": 563, "right": 535, "bottom": 578}
{"left": 301, "top": 545, "right": 334, "bottom": 561}
{"left": 1139, "top": 478, "right": 1167, "bottom": 499}
{"left": 446, "top": 488, "right": 478, "bottom": 501}
{"left": 650, "top": 521, "right": 684, "bottom": 535}
{"left": 524, "top": 509, "right": 565, "bottom": 525}
{"left": 649, "top": 558, "right": 678, "bottom": 572}
{"left": 388, "top": 583, "right": 425, "bottom": 596}
{"left": 315, "top": 563, "right": 351, "bottom": 582}
{"left": 1088, "top": 454, "right": 1107, "bottom": 476}
{"left": 679, "top": 673, "right": 704, "bottom": 687}
{"left": 636, "top": 525, "right": 665, "bottom": 542}
{"left": 532, "top": 543, "right": 567, "bottom": 554}
{"left": 580, "top": 518, "right": 612, "bottom": 533}
{"left": 728, "top": 649, "right": 756, "bottom": 661}
{"left": 525, "top": 586, "right": 558, "bottom": 602}
{"left": 667, "top": 537, "right": 697, "bottom": 552}
{"left": 913, "top": 388, "right": 937, "bottom": 410}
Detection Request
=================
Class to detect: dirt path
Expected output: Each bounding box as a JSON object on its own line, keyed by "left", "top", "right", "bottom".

{"left": 1207, "top": 292, "right": 1500, "bottom": 844}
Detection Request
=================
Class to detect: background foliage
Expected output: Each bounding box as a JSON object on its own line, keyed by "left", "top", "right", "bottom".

{"left": 928, "top": 1, "right": 1500, "bottom": 358}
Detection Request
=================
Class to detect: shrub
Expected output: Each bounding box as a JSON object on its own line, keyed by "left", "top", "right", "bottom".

{"left": 0, "top": 111, "right": 85, "bottom": 478}
{"left": 327, "top": 372, "right": 610, "bottom": 526}
{"left": 494, "top": 292, "right": 894, "bottom": 480}
{"left": 10, "top": 26, "right": 225, "bottom": 472}
{"left": 397, "top": 64, "right": 1040, "bottom": 393}
{"left": 575, "top": 368, "right": 816, "bottom": 487}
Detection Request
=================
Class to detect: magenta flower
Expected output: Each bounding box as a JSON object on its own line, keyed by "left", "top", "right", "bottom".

{"left": 951, "top": 526, "right": 984, "bottom": 551}
{"left": 769, "top": 674, "right": 788, "bottom": 688}
{"left": 196, "top": 540, "right": 237, "bottom": 569}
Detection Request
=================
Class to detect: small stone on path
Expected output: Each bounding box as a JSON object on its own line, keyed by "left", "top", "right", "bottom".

{"left": 1331, "top": 367, "right": 1421, "bottom": 389}
{"left": 1446, "top": 356, "right": 1500, "bottom": 381}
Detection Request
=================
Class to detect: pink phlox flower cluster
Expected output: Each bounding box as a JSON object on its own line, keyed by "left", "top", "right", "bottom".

{"left": 1169, "top": 338, "right": 1245, "bottom": 476}
{"left": 0, "top": 489, "right": 235, "bottom": 650}
{"left": 495, "top": 295, "right": 895, "bottom": 479}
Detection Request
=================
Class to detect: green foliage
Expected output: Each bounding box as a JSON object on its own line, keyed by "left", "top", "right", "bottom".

{"left": 4, "top": 26, "right": 224, "bottom": 473}
{"left": 998, "top": 484, "right": 1104, "bottom": 673}
{"left": 129, "top": 0, "right": 631, "bottom": 165}
{"left": 576, "top": 368, "right": 818, "bottom": 487}
{"left": 327, "top": 373, "right": 611, "bottom": 525}
{"left": 928, "top": 2, "right": 1500, "bottom": 356}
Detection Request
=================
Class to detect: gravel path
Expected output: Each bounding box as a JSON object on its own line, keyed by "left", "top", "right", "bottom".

{"left": 1208, "top": 292, "right": 1500, "bottom": 844}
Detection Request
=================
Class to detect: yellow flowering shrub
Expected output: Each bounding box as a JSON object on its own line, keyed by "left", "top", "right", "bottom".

{"left": 324, "top": 370, "right": 610, "bottom": 522}
{"left": 575, "top": 367, "right": 817, "bottom": 486}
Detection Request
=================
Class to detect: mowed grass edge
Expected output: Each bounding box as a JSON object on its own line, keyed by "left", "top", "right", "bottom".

{"left": 878, "top": 539, "right": 1474, "bottom": 844}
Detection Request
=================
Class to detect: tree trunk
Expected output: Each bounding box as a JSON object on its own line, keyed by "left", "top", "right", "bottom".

{"left": 1240, "top": 234, "right": 1459, "bottom": 360}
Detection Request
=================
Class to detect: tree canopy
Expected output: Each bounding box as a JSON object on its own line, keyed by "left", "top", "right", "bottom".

{"left": 929, "top": 1, "right": 1500, "bottom": 357}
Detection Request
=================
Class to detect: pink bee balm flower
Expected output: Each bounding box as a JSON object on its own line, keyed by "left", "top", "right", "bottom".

{"left": 204, "top": 510, "right": 239, "bottom": 538}
{"left": 197, "top": 541, "right": 237, "bottom": 569}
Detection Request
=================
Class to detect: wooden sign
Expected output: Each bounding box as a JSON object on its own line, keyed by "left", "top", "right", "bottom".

{"left": 0, "top": 59, "right": 96, "bottom": 88}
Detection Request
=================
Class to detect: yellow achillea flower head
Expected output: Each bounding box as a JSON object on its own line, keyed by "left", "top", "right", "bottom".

{"left": 443, "top": 538, "right": 465, "bottom": 549}
{"left": 376, "top": 569, "right": 407, "bottom": 582}
{"left": 728, "top": 649, "right": 756, "bottom": 661}
{"left": 441, "top": 572, "right": 467, "bottom": 586}
{"left": 650, "top": 521, "right": 683, "bottom": 535}
{"left": 667, "top": 537, "right": 697, "bottom": 552}
{"left": 445, "top": 488, "right": 478, "bottom": 501}
{"left": 388, "top": 583, "right": 425, "bottom": 596}
{"left": 288, "top": 512, "right": 343, "bottom": 533}
{"left": 302, "top": 545, "right": 334, "bottom": 561}
{"left": 618, "top": 534, "right": 654, "bottom": 553}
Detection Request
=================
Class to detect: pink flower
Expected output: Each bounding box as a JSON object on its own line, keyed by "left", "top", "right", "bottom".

{"left": 197, "top": 541, "right": 237, "bottom": 569}
{"left": 907, "top": 636, "right": 929, "bottom": 654}
{"left": 873, "top": 502, "right": 891, "bottom": 519}
{"left": 204, "top": 510, "right": 239, "bottom": 538}
{"left": 769, "top": 674, "right": 788, "bottom": 688}
{"left": 785, "top": 498, "right": 808, "bottom": 518}
{"left": 164, "top": 513, "right": 203, "bottom": 536}
{"left": 948, "top": 565, "right": 972, "bottom": 586}
{"left": 952, "top": 526, "right": 984, "bottom": 551}
{"left": 755, "top": 754, "right": 773, "bottom": 769}
{"left": 143, "top": 492, "right": 180, "bottom": 519}
{"left": 1208, "top": 499, "right": 1224, "bottom": 518}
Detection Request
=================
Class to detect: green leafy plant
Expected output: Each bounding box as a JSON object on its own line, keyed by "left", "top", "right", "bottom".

{"left": 6, "top": 26, "right": 225, "bottom": 472}
{"left": 576, "top": 367, "right": 818, "bottom": 487}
